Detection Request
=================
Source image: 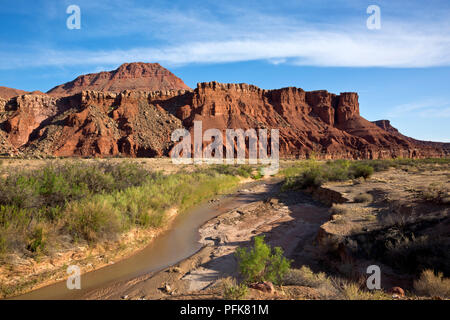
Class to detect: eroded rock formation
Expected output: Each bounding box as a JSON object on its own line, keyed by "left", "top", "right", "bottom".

{"left": 47, "top": 62, "right": 190, "bottom": 97}
{"left": 0, "top": 64, "right": 447, "bottom": 159}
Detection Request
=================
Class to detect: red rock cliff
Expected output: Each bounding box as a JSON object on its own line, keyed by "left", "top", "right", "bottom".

{"left": 0, "top": 66, "right": 447, "bottom": 159}
{"left": 47, "top": 62, "right": 191, "bottom": 97}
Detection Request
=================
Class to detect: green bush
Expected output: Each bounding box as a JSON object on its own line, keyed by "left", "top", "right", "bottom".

{"left": 235, "top": 235, "right": 291, "bottom": 284}
{"left": 0, "top": 234, "right": 6, "bottom": 256}
{"left": 283, "top": 167, "right": 324, "bottom": 190}
{"left": 281, "top": 159, "right": 400, "bottom": 191}
{"left": 0, "top": 161, "right": 244, "bottom": 255}
{"left": 237, "top": 165, "right": 253, "bottom": 178}
{"left": 251, "top": 167, "right": 264, "bottom": 180}
{"left": 64, "top": 198, "right": 122, "bottom": 242}
{"left": 27, "top": 227, "right": 46, "bottom": 253}
{"left": 350, "top": 164, "right": 374, "bottom": 180}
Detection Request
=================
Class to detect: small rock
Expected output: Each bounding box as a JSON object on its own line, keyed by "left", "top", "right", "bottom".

{"left": 168, "top": 266, "right": 181, "bottom": 273}
{"left": 249, "top": 281, "right": 275, "bottom": 294}
{"left": 161, "top": 283, "right": 172, "bottom": 294}
{"left": 121, "top": 295, "right": 128, "bottom": 300}
{"left": 388, "top": 287, "right": 405, "bottom": 297}
{"left": 265, "top": 198, "right": 279, "bottom": 205}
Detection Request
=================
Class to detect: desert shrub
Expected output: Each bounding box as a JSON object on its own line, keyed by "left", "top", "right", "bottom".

{"left": 64, "top": 198, "right": 122, "bottom": 242}
{"left": 279, "top": 160, "right": 319, "bottom": 179}
{"left": 204, "top": 164, "right": 259, "bottom": 179}
{"left": 330, "top": 204, "right": 353, "bottom": 215}
{"left": 0, "top": 233, "right": 6, "bottom": 256}
{"left": 236, "top": 165, "right": 253, "bottom": 178}
{"left": 361, "top": 160, "right": 391, "bottom": 172}
{"left": 339, "top": 282, "right": 389, "bottom": 300}
{"left": 300, "top": 168, "right": 325, "bottom": 188}
{"left": 323, "top": 160, "right": 351, "bottom": 181}
{"left": 350, "top": 164, "right": 374, "bottom": 180}
{"left": 235, "top": 235, "right": 291, "bottom": 285}
{"left": 421, "top": 183, "right": 448, "bottom": 204}
{"left": 0, "top": 180, "right": 42, "bottom": 209}
{"left": 282, "top": 160, "right": 379, "bottom": 191}
{"left": 0, "top": 160, "right": 243, "bottom": 253}
{"left": 251, "top": 167, "right": 264, "bottom": 180}
{"left": 210, "top": 164, "right": 237, "bottom": 176}
{"left": 283, "top": 266, "right": 331, "bottom": 288}
{"left": 221, "top": 277, "right": 248, "bottom": 300}
{"left": 0, "top": 161, "right": 154, "bottom": 210}
{"left": 413, "top": 269, "right": 450, "bottom": 298}
{"left": 384, "top": 234, "right": 450, "bottom": 275}
{"left": 99, "top": 161, "right": 153, "bottom": 190}
{"left": 379, "top": 212, "right": 414, "bottom": 228}
{"left": 27, "top": 226, "right": 46, "bottom": 253}
{"left": 63, "top": 171, "right": 239, "bottom": 242}
{"left": 283, "top": 167, "right": 324, "bottom": 190}
{"left": 354, "top": 193, "right": 373, "bottom": 203}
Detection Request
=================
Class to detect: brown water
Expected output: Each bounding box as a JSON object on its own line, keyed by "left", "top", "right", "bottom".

{"left": 15, "top": 179, "right": 278, "bottom": 300}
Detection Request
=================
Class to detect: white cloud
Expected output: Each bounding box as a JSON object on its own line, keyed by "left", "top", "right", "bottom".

{"left": 2, "top": 27, "right": 450, "bottom": 70}
{"left": 1, "top": 3, "right": 450, "bottom": 69}
{"left": 387, "top": 99, "right": 450, "bottom": 118}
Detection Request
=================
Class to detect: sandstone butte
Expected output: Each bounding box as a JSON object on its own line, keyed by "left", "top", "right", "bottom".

{"left": 0, "top": 62, "right": 448, "bottom": 159}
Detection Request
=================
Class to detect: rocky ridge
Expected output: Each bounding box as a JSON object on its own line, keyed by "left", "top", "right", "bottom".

{"left": 47, "top": 62, "right": 190, "bottom": 97}
{"left": 0, "top": 64, "right": 448, "bottom": 159}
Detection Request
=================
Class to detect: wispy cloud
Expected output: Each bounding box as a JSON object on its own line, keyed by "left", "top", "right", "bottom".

{"left": 2, "top": 27, "right": 450, "bottom": 70}
{"left": 387, "top": 99, "right": 450, "bottom": 118}
{"left": 1, "top": 1, "right": 450, "bottom": 69}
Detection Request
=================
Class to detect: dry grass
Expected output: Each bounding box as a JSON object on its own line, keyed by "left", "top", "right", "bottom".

{"left": 413, "top": 269, "right": 450, "bottom": 298}
{"left": 283, "top": 266, "right": 331, "bottom": 288}
{"left": 338, "top": 282, "right": 390, "bottom": 300}
{"left": 421, "top": 183, "right": 449, "bottom": 204}
{"left": 282, "top": 266, "right": 391, "bottom": 300}
{"left": 354, "top": 193, "right": 373, "bottom": 203}
{"left": 330, "top": 204, "right": 348, "bottom": 215}
{"left": 283, "top": 266, "right": 338, "bottom": 299}
{"left": 220, "top": 277, "right": 248, "bottom": 300}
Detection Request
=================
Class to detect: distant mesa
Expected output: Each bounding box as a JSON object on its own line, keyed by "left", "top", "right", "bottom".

{"left": 46, "top": 62, "right": 191, "bottom": 97}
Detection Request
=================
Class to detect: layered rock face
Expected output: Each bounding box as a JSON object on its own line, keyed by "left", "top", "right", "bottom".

{"left": 7, "top": 90, "right": 186, "bottom": 157}
{"left": 0, "top": 64, "right": 447, "bottom": 159}
{"left": 47, "top": 62, "right": 191, "bottom": 97}
{"left": 176, "top": 82, "right": 447, "bottom": 159}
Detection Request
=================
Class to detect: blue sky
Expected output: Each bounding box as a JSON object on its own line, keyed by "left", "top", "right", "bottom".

{"left": 0, "top": 0, "right": 449, "bottom": 141}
